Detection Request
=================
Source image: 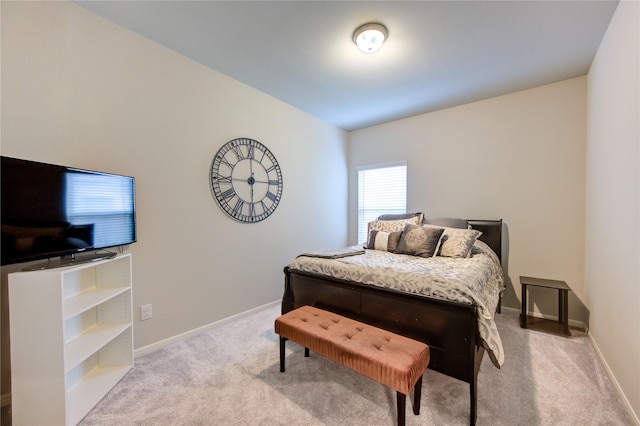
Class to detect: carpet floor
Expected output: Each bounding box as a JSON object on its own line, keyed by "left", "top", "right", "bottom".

{"left": 79, "top": 305, "right": 633, "bottom": 425}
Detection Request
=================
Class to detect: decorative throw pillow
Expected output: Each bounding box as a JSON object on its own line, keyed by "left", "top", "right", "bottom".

{"left": 395, "top": 224, "right": 445, "bottom": 258}
{"left": 363, "top": 216, "right": 422, "bottom": 248}
{"left": 366, "top": 230, "right": 402, "bottom": 252}
{"left": 423, "top": 225, "right": 482, "bottom": 258}
{"left": 377, "top": 212, "right": 425, "bottom": 223}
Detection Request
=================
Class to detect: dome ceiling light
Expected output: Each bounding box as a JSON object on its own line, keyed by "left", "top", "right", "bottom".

{"left": 352, "top": 23, "right": 388, "bottom": 53}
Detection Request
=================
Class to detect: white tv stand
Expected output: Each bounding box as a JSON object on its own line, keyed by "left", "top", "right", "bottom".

{"left": 8, "top": 253, "right": 133, "bottom": 425}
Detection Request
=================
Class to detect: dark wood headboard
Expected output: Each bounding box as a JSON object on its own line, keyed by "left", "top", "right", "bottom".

{"left": 467, "top": 219, "right": 502, "bottom": 264}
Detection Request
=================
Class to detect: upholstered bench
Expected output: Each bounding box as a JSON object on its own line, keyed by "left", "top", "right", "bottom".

{"left": 275, "top": 305, "right": 430, "bottom": 426}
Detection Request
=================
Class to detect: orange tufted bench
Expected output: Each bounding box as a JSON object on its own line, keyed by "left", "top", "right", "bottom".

{"left": 275, "top": 305, "right": 430, "bottom": 426}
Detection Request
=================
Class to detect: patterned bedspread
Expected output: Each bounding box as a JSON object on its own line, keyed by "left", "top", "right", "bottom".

{"left": 288, "top": 240, "right": 505, "bottom": 368}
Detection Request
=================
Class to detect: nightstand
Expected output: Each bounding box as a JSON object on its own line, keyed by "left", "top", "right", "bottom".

{"left": 520, "top": 276, "right": 571, "bottom": 337}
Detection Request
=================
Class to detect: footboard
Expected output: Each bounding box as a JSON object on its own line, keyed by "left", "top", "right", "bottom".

{"left": 282, "top": 267, "right": 480, "bottom": 384}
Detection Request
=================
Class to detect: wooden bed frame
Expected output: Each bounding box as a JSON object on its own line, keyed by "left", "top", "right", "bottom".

{"left": 281, "top": 219, "right": 503, "bottom": 425}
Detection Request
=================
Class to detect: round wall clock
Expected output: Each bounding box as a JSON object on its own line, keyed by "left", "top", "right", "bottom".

{"left": 210, "top": 138, "right": 283, "bottom": 223}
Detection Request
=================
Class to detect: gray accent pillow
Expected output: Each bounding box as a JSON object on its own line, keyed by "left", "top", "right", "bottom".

{"left": 395, "top": 224, "right": 445, "bottom": 258}
{"left": 424, "top": 217, "right": 469, "bottom": 229}
{"left": 366, "top": 230, "right": 402, "bottom": 252}
{"left": 377, "top": 212, "right": 424, "bottom": 222}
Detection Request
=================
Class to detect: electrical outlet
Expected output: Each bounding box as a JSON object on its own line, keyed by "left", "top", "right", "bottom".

{"left": 140, "top": 304, "right": 152, "bottom": 321}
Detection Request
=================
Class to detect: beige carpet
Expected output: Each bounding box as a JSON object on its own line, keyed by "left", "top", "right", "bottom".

{"left": 79, "top": 305, "right": 633, "bottom": 425}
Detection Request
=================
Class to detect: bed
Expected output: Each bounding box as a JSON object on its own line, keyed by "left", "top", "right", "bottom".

{"left": 281, "top": 218, "right": 504, "bottom": 425}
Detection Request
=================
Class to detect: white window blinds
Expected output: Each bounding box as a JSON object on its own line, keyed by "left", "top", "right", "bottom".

{"left": 357, "top": 162, "right": 407, "bottom": 245}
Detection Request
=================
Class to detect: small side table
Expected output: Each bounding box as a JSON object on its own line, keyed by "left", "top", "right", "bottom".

{"left": 520, "top": 276, "right": 571, "bottom": 337}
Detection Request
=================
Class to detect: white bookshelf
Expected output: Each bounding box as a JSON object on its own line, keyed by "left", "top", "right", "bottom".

{"left": 8, "top": 254, "right": 133, "bottom": 425}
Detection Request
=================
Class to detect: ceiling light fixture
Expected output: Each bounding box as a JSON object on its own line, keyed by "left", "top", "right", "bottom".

{"left": 352, "top": 23, "right": 388, "bottom": 53}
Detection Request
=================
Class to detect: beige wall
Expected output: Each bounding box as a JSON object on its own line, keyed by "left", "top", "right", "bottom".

{"left": 0, "top": 1, "right": 348, "bottom": 400}
{"left": 1, "top": 0, "right": 637, "bottom": 423}
{"left": 586, "top": 0, "right": 639, "bottom": 421}
{"left": 349, "top": 77, "right": 588, "bottom": 322}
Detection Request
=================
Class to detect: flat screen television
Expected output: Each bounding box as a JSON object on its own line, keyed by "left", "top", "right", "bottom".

{"left": 1, "top": 156, "right": 136, "bottom": 269}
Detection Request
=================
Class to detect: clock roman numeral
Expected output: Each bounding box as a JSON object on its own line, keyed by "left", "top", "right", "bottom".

{"left": 266, "top": 191, "right": 278, "bottom": 202}
{"left": 233, "top": 199, "right": 244, "bottom": 216}
{"left": 218, "top": 157, "right": 233, "bottom": 169}
{"left": 231, "top": 145, "right": 244, "bottom": 161}
{"left": 221, "top": 188, "right": 235, "bottom": 200}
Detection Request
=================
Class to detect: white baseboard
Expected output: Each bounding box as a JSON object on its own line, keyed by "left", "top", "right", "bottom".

{"left": 501, "top": 306, "right": 587, "bottom": 331}
{"left": 588, "top": 332, "right": 640, "bottom": 425}
{"left": 134, "top": 299, "right": 280, "bottom": 358}
{"left": 502, "top": 306, "right": 638, "bottom": 424}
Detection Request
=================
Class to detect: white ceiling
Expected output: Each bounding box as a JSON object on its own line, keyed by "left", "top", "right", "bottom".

{"left": 75, "top": 1, "right": 619, "bottom": 131}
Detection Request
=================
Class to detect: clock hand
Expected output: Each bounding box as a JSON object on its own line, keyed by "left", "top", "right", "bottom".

{"left": 249, "top": 171, "right": 255, "bottom": 207}
{"left": 230, "top": 176, "right": 257, "bottom": 184}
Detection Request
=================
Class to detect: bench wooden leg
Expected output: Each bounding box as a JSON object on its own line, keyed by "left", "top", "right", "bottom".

{"left": 412, "top": 375, "right": 423, "bottom": 415}
{"left": 279, "top": 336, "right": 286, "bottom": 372}
{"left": 396, "top": 392, "right": 406, "bottom": 426}
{"left": 470, "top": 381, "right": 477, "bottom": 425}
{"left": 279, "top": 337, "right": 310, "bottom": 373}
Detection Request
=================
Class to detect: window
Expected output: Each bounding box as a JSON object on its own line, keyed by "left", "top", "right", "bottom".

{"left": 357, "top": 162, "right": 407, "bottom": 244}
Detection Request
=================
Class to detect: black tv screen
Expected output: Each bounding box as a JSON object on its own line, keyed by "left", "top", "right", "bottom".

{"left": 1, "top": 156, "right": 136, "bottom": 266}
